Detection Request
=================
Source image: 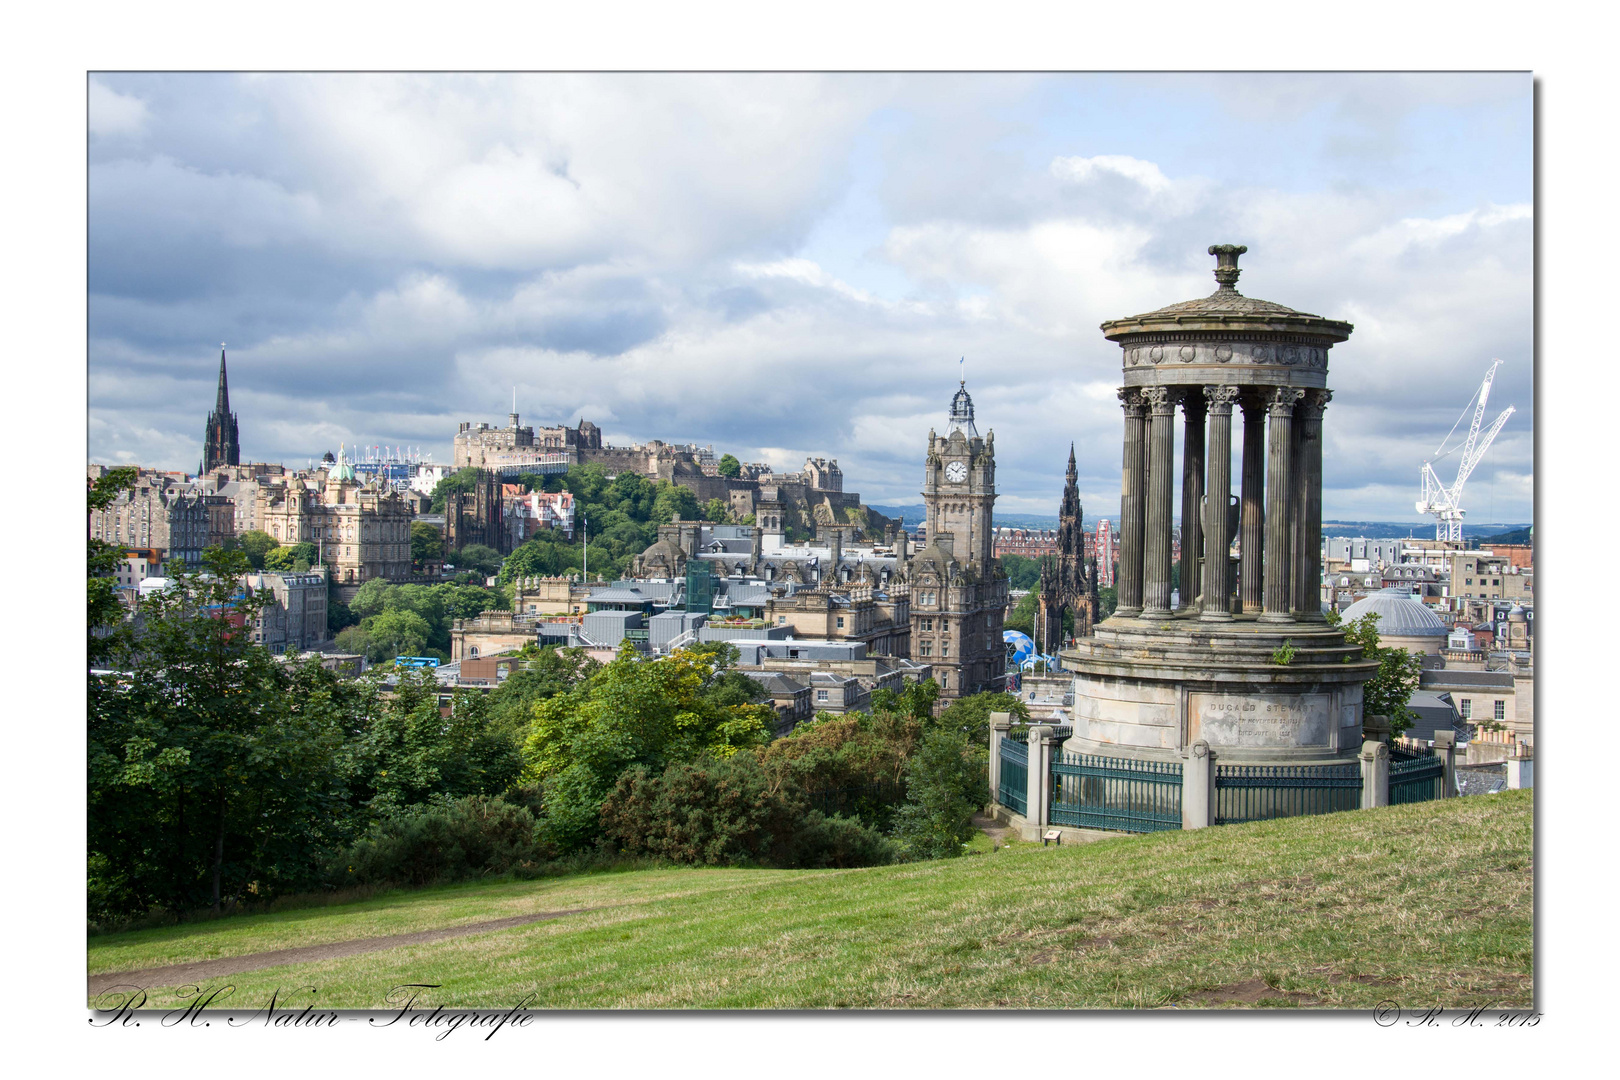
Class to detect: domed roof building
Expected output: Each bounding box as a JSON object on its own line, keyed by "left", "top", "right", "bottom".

{"left": 1341, "top": 588, "right": 1449, "bottom": 656}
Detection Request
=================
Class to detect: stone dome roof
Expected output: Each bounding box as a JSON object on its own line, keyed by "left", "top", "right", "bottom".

{"left": 1100, "top": 245, "right": 1352, "bottom": 341}
{"left": 1341, "top": 588, "right": 1448, "bottom": 637}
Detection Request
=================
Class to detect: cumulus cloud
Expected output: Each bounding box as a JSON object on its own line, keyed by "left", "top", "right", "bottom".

{"left": 88, "top": 73, "right": 1533, "bottom": 526}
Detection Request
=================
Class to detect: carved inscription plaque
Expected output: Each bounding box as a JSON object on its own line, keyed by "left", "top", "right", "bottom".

{"left": 1191, "top": 692, "right": 1332, "bottom": 749}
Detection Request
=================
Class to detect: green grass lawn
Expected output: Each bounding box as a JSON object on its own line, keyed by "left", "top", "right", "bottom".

{"left": 88, "top": 790, "right": 1532, "bottom": 1010}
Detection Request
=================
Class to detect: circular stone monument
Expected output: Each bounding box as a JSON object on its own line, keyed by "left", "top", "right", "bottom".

{"left": 1061, "top": 245, "right": 1378, "bottom": 764}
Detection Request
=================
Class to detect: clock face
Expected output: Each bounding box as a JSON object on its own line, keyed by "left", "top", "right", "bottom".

{"left": 945, "top": 461, "right": 968, "bottom": 484}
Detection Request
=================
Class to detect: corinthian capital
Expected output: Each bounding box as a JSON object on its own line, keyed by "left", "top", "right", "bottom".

{"left": 1118, "top": 387, "right": 1148, "bottom": 417}
{"left": 1267, "top": 387, "right": 1305, "bottom": 418}
{"left": 1301, "top": 387, "right": 1333, "bottom": 418}
{"left": 1141, "top": 386, "right": 1175, "bottom": 414}
{"left": 1203, "top": 385, "right": 1241, "bottom": 414}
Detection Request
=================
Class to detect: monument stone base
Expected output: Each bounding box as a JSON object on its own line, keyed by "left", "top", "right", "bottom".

{"left": 1059, "top": 612, "right": 1381, "bottom": 765}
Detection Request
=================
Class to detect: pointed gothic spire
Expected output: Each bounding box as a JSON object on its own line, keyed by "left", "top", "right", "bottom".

{"left": 201, "top": 343, "right": 240, "bottom": 473}
{"left": 215, "top": 345, "right": 231, "bottom": 415}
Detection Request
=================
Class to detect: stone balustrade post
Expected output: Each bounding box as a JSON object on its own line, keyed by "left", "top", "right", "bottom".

{"left": 1360, "top": 740, "right": 1389, "bottom": 809}
{"left": 1023, "top": 725, "right": 1057, "bottom": 839}
{"left": 1182, "top": 739, "right": 1214, "bottom": 829}
{"left": 988, "top": 712, "right": 1011, "bottom": 808}
{"left": 1431, "top": 729, "right": 1458, "bottom": 798}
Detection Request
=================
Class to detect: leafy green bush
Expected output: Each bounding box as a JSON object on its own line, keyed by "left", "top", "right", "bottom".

{"left": 890, "top": 729, "right": 987, "bottom": 861}
{"left": 599, "top": 755, "right": 806, "bottom": 866}
{"left": 599, "top": 755, "right": 894, "bottom": 868}
{"left": 342, "top": 796, "right": 555, "bottom": 887}
{"left": 793, "top": 812, "right": 900, "bottom": 868}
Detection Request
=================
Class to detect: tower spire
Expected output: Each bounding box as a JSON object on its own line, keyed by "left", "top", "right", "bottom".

{"left": 215, "top": 344, "right": 231, "bottom": 415}
{"left": 201, "top": 342, "right": 240, "bottom": 473}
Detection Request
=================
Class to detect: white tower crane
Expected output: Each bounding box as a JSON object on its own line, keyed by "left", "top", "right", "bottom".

{"left": 1416, "top": 360, "right": 1516, "bottom": 543}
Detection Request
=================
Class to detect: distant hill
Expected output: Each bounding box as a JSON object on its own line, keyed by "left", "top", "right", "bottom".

{"left": 1476, "top": 526, "right": 1533, "bottom": 546}
{"left": 872, "top": 505, "right": 1532, "bottom": 541}
{"left": 1321, "top": 521, "right": 1533, "bottom": 541}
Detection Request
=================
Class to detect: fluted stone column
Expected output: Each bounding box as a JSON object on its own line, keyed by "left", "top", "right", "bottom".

{"left": 1142, "top": 388, "right": 1177, "bottom": 619}
{"left": 1178, "top": 391, "right": 1206, "bottom": 614}
{"left": 1289, "top": 400, "right": 1306, "bottom": 618}
{"left": 1262, "top": 388, "right": 1304, "bottom": 622}
{"left": 1201, "top": 386, "right": 1239, "bottom": 622}
{"left": 1116, "top": 389, "right": 1148, "bottom": 617}
{"left": 1297, "top": 389, "right": 1331, "bottom": 621}
{"left": 1239, "top": 392, "right": 1267, "bottom": 614}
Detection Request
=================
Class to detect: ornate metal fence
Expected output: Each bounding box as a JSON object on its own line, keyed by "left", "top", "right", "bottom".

{"left": 1389, "top": 744, "right": 1446, "bottom": 804}
{"left": 997, "top": 735, "right": 1028, "bottom": 815}
{"left": 1213, "top": 762, "right": 1362, "bottom": 825}
{"left": 1050, "top": 752, "right": 1183, "bottom": 833}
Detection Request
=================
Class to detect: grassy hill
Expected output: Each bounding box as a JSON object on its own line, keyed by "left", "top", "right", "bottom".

{"left": 88, "top": 791, "right": 1531, "bottom": 1010}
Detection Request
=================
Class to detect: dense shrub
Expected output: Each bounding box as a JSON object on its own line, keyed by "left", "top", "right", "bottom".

{"left": 794, "top": 812, "right": 900, "bottom": 868}
{"left": 342, "top": 796, "right": 556, "bottom": 887}
{"left": 889, "top": 729, "right": 988, "bottom": 861}
{"left": 599, "top": 754, "right": 894, "bottom": 868}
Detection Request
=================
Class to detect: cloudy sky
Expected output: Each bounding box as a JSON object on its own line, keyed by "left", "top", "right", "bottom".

{"left": 88, "top": 72, "right": 1532, "bottom": 524}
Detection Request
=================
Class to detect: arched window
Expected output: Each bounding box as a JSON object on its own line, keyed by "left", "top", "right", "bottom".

{"left": 470, "top": 646, "right": 479, "bottom": 657}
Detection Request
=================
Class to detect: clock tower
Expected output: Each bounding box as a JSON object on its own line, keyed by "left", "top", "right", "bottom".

{"left": 909, "top": 379, "right": 1007, "bottom": 699}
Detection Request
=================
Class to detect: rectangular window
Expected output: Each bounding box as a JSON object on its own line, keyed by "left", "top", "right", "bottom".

{"left": 836, "top": 616, "right": 845, "bottom": 629}
{"left": 816, "top": 690, "right": 828, "bottom": 702}
{"left": 1459, "top": 699, "right": 1472, "bottom": 719}
{"left": 941, "top": 641, "right": 949, "bottom": 657}
{"left": 921, "top": 643, "right": 932, "bottom": 656}
{"left": 1494, "top": 700, "right": 1506, "bottom": 720}
{"left": 777, "top": 616, "right": 786, "bottom": 624}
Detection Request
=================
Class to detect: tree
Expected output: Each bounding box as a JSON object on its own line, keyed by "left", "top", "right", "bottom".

{"left": 889, "top": 728, "right": 987, "bottom": 860}
{"left": 411, "top": 520, "right": 445, "bottom": 566}
{"left": 936, "top": 691, "right": 1029, "bottom": 743}
{"left": 343, "top": 667, "right": 525, "bottom": 817}
{"left": 521, "top": 643, "right": 773, "bottom": 850}
{"left": 1004, "top": 590, "right": 1038, "bottom": 636}
{"left": 651, "top": 483, "right": 700, "bottom": 525}
{"left": 364, "top": 608, "right": 434, "bottom": 661}
{"left": 89, "top": 466, "right": 139, "bottom": 666}
{"left": 263, "top": 542, "right": 317, "bottom": 573}
{"left": 997, "top": 554, "right": 1050, "bottom": 591}
{"left": 89, "top": 547, "right": 353, "bottom": 918}
{"left": 702, "top": 497, "right": 731, "bottom": 524}
{"left": 1330, "top": 610, "right": 1423, "bottom": 738}
{"left": 716, "top": 453, "right": 741, "bottom": 478}
{"left": 237, "top": 529, "right": 279, "bottom": 570}
{"left": 1097, "top": 585, "right": 1119, "bottom": 620}
{"left": 452, "top": 544, "right": 503, "bottom": 579}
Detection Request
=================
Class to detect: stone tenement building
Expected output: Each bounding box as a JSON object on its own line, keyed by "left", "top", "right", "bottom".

{"left": 245, "top": 569, "right": 329, "bottom": 652}
{"left": 255, "top": 446, "right": 413, "bottom": 589}
{"left": 88, "top": 467, "right": 212, "bottom": 567}
{"left": 200, "top": 347, "right": 241, "bottom": 474}
{"left": 993, "top": 528, "right": 1060, "bottom": 558}
{"left": 1037, "top": 444, "right": 1099, "bottom": 653}
{"left": 1064, "top": 245, "right": 1378, "bottom": 765}
{"left": 909, "top": 381, "right": 1008, "bottom": 698}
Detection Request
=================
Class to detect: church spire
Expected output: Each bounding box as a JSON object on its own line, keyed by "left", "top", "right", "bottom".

{"left": 201, "top": 343, "right": 240, "bottom": 473}
{"left": 214, "top": 344, "right": 231, "bottom": 416}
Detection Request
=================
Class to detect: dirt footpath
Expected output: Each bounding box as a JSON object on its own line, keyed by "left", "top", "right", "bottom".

{"left": 88, "top": 907, "right": 593, "bottom": 999}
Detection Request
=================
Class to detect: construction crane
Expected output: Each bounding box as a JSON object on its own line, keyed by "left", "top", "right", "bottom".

{"left": 1416, "top": 360, "right": 1516, "bottom": 543}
